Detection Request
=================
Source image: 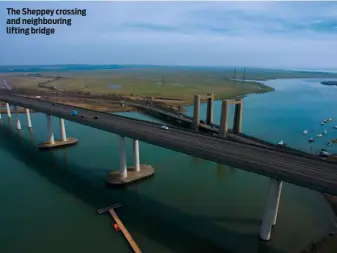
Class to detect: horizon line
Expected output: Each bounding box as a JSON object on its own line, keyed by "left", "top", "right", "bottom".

{"left": 1, "top": 63, "right": 336, "bottom": 71}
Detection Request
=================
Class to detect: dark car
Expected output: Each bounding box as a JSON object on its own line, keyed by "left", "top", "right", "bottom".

{"left": 80, "top": 115, "right": 86, "bottom": 118}
{"left": 93, "top": 116, "right": 99, "bottom": 119}
{"left": 52, "top": 103, "right": 56, "bottom": 106}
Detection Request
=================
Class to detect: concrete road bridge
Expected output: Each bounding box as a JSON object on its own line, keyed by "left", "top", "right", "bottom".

{"left": 1, "top": 92, "right": 337, "bottom": 241}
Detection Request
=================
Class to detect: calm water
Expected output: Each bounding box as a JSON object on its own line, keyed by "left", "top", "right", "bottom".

{"left": 108, "top": 84, "right": 123, "bottom": 89}
{"left": 1, "top": 78, "right": 337, "bottom": 253}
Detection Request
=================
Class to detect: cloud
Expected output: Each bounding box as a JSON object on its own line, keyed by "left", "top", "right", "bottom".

{"left": 1, "top": 1, "right": 337, "bottom": 69}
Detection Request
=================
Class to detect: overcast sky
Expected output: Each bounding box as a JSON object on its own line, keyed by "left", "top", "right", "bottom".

{"left": 1, "top": 1, "right": 337, "bottom": 69}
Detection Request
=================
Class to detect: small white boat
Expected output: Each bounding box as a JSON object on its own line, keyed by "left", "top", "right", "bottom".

{"left": 334, "top": 126, "right": 337, "bottom": 129}
{"left": 328, "top": 118, "right": 333, "bottom": 121}
{"left": 303, "top": 130, "right": 308, "bottom": 135}
{"left": 327, "top": 141, "right": 332, "bottom": 146}
{"left": 321, "top": 122, "right": 325, "bottom": 125}
{"left": 317, "top": 133, "right": 323, "bottom": 137}
{"left": 323, "top": 130, "right": 328, "bottom": 135}
{"left": 308, "top": 137, "right": 315, "bottom": 142}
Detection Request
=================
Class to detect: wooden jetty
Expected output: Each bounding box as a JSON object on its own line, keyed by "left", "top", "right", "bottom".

{"left": 97, "top": 203, "right": 122, "bottom": 214}
{"left": 98, "top": 203, "right": 142, "bottom": 253}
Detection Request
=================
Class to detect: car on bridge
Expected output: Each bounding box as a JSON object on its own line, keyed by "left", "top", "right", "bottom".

{"left": 319, "top": 149, "right": 330, "bottom": 157}
{"left": 161, "top": 125, "right": 169, "bottom": 130}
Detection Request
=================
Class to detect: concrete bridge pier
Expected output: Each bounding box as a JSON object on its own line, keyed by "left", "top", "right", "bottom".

{"left": 219, "top": 98, "right": 243, "bottom": 136}
{"left": 206, "top": 94, "right": 214, "bottom": 125}
{"left": 192, "top": 95, "right": 200, "bottom": 130}
{"left": 38, "top": 115, "right": 78, "bottom": 149}
{"left": 25, "top": 108, "right": 32, "bottom": 128}
{"left": 14, "top": 106, "right": 22, "bottom": 130}
{"left": 119, "top": 136, "right": 128, "bottom": 178}
{"left": 133, "top": 139, "right": 140, "bottom": 172}
{"left": 233, "top": 99, "right": 243, "bottom": 133}
{"left": 106, "top": 137, "right": 154, "bottom": 185}
{"left": 47, "top": 114, "right": 55, "bottom": 145}
{"left": 6, "top": 103, "right": 11, "bottom": 118}
{"left": 59, "top": 118, "right": 67, "bottom": 141}
{"left": 219, "top": 100, "right": 229, "bottom": 137}
{"left": 260, "top": 179, "right": 283, "bottom": 241}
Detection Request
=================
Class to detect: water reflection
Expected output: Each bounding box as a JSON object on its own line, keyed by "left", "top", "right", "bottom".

{"left": 7, "top": 117, "right": 12, "bottom": 127}
{"left": 28, "top": 128, "right": 36, "bottom": 144}
{"left": 62, "top": 148, "right": 69, "bottom": 168}
{"left": 191, "top": 156, "right": 205, "bottom": 165}
{"left": 216, "top": 163, "right": 235, "bottom": 180}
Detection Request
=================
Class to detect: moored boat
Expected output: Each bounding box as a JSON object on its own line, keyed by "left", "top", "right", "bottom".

{"left": 303, "top": 130, "right": 308, "bottom": 135}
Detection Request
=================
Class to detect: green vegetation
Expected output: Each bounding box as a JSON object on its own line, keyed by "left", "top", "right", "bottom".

{"left": 2, "top": 67, "right": 337, "bottom": 102}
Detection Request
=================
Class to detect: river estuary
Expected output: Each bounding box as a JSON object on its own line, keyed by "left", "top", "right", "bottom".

{"left": 1, "top": 78, "right": 337, "bottom": 253}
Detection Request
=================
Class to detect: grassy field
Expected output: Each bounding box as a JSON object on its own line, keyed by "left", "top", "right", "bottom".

{"left": 2, "top": 66, "right": 337, "bottom": 102}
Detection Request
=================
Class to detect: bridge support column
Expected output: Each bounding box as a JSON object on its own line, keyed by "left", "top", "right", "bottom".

{"left": 219, "top": 100, "right": 229, "bottom": 137}
{"left": 59, "top": 118, "right": 67, "bottom": 141}
{"left": 26, "top": 108, "right": 32, "bottom": 128}
{"left": 6, "top": 103, "right": 11, "bottom": 118}
{"left": 119, "top": 136, "right": 127, "bottom": 178}
{"left": 206, "top": 94, "right": 214, "bottom": 125}
{"left": 260, "top": 179, "right": 283, "bottom": 241}
{"left": 14, "top": 106, "right": 21, "bottom": 130}
{"left": 0, "top": 110, "right": 1, "bottom": 119}
{"left": 192, "top": 95, "right": 200, "bottom": 130}
{"left": 38, "top": 116, "right": 77, "bottom": 149}
{"left": 133, "top": 139, "right": 140, "bottom": 172}
{"left": 47, "top": 115, "right": 55, "bottom": 145}
{"left": 233, "top": 100, "right": 243, "bottom": 133}
{"left": 106, "top": 137, "right": 154, "bottom": 185}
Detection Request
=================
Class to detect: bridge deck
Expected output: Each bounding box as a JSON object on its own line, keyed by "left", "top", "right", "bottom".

{"left": 1, "top": 93, "right": 337, "bottom": 195}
